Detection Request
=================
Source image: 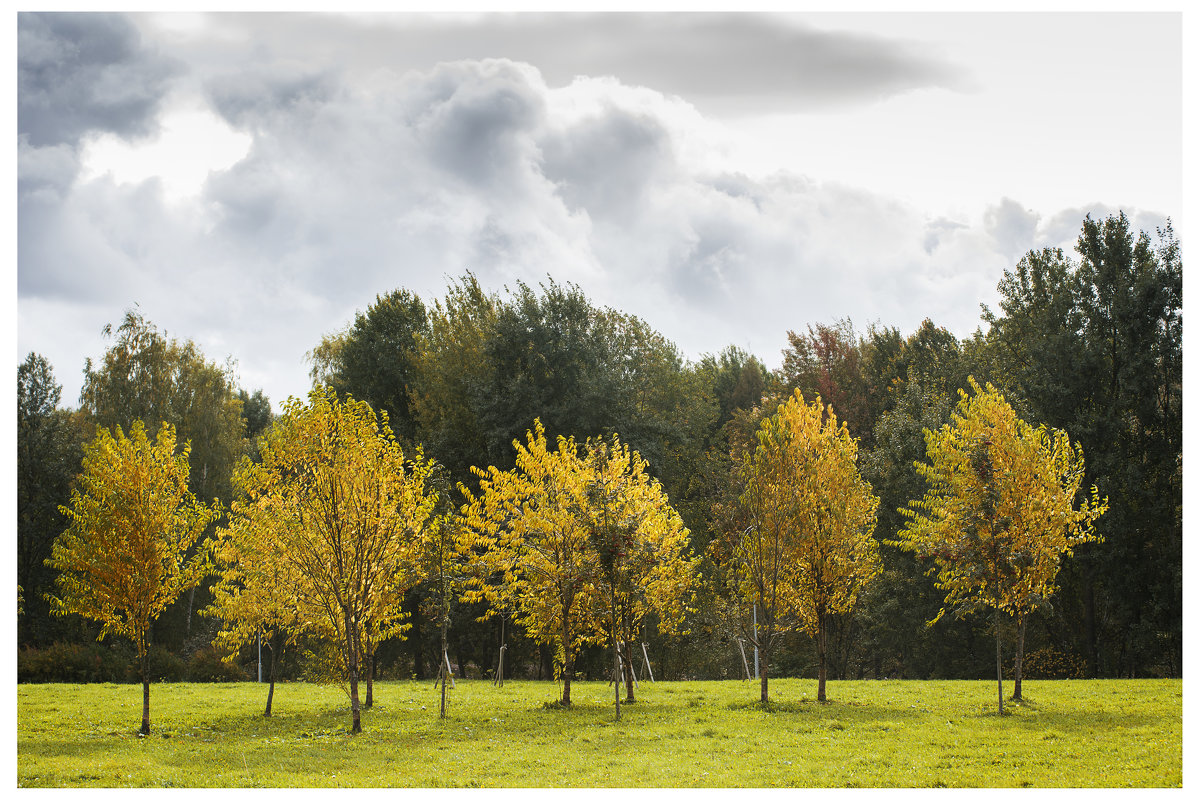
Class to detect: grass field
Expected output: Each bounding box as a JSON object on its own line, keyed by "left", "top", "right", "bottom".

{"left": 16, "top": 677, "right": 1181, "bottom": 788}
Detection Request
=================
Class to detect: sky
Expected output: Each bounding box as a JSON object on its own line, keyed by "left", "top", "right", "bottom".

{"left": 14, "top": 8, "right": 1185, "bottom": 412}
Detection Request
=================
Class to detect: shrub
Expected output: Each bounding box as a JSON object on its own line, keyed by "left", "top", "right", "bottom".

{"left": 188, "top": 646, "right": 249, "bottom": 682}
{"left": 17, "top": 642, "right": 130, "bottom": 683}
{"left": 139, "top": 646, "right": 188, "bottom": 683}
{"left": 1020, "top": 647, "right": 1087, "bottom": 679}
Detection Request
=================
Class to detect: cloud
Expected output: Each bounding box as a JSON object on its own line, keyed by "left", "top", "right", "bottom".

{"left": 18, "top": 35, "right": 1147, "bottom": 410}
{"left": 984, "top": 197, "right": 1040, "bottom": 263}
{"left": 18, "top": 12, "right": 181, "bottom": 148}
{"left": 155, "top": 12, "right": 965, "bottom": 117}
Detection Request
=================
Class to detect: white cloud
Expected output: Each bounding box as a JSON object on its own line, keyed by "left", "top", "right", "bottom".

{"left": 17, "top": 13, "right": 1181, "bottom": 412}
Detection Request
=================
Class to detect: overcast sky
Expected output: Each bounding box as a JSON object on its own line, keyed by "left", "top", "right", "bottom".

{"left": 15, "top": 10, "right": 1183, "bottom": 411}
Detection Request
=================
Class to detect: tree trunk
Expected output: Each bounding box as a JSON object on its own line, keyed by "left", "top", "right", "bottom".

{"left": 365, "top": 647, "right": 374, "bottom": 709}
{"left": 264, "top": 632, "right": 277, "bottom": 717}
{"left": 439, "top": 616, "right": 448, "bottom": 719}
{"left": 623, "top": 639, "right": 636, "bottom": 703}
{"left": 140, "top": 644, "right": 151, "bottom": 736}
{"left": 817, "top": 614, "right": 828, "bottom": 703}
{"left": 561, "top": 613, "right": 573, "bottom": 707}
{"left": 995, "top": 612, "right": 1005, "bottom": 715}
{"left": 610, "top": 589, "right": 620, "bottom": 720}
{"left": 494, "top": 617, "right": 506, "bottom": 687}
{"left": 1013, "top": 614, "right": 1026, "bottom": 702}
{"left": 759, "top": 629, "right": 771, "bottom": 704}
{"left": 346, "top": 613, "right": 362, "bottom": 734}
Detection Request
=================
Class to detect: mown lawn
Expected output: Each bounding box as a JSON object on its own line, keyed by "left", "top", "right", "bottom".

{"left": 16, "top": 677, "right": 1181, "bottom": 787}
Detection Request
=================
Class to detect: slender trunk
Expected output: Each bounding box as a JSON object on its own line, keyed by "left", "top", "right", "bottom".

{"left": 623, "top": 639, "right": 636, "bottom": 703}
{"left": 561, "top": 611, "right": 573, "bottom": 707}
{"left": 186, "top": 587, "right": 195, "bottom": 636}
{"left": 759, "top": 619, "right": 772, "bottom": 704}
{"left": 817, "top": 613, "right": 828, "bottom": 703}
{"left": 759, "top": 643, "right": 770, "bottom": 704}
{"left": 346, "top": 612, "right": 362, "bottom": 734}
{"left": 995, "top": 612, "right": 1005, "bottom": 715}
{"left": 1013, "top": 615, "right": 1026, "bottom": 702}
{"left": 140, "top": 644, "right": 151, "bottom": 735}
{"left": 264, "top": 632, "right": 277, "bottom": 717}
{"left": 610, "top": 588, "right": 620, "bottom": 719}
{"left": 494, "top": 617, "right": 506, "bottom": 687}
{"left": 365, "top": 647, "right": 374, "bottom": 709}
{"left": 439, "top": 615, "right": 448, "bottom": 719}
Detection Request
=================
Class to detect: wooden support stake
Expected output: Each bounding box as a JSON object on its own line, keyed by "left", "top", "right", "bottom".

{"left": 737, "top": 638, "right": 752, "bottom": 681}
{"left": 642, "top": 642, "right": 655, "bottom": 683}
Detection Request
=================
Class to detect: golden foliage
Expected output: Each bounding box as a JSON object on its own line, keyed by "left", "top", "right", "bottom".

{"left": 891, "top": 378, "right": 1107, "bottom": 623}
{"left": 460, "top": 421, "right": 695, "bottom": 691}
{"left": 220, "top": 388, "right": 439, "bottom": 706}
{"left": 48, "top": 421, "right": 217, "bottom": 658}
{"left": 736, "top": 389, "right": 881, "bottom": 638}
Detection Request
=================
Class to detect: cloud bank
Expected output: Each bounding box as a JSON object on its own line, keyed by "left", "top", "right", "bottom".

{"left": 16, "top": 13, "right": 1174, "bottom": 409}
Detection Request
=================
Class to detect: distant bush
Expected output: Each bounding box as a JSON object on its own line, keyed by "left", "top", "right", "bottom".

{"left": 187, "top": 646, "right": 248, "bottom": 682}
{"left": 17, "top": 642, "right": 243, "bottom": 683}
{"left": 18, "top": 642, "right": 129, "bottom": 683}
{"left": 1021, "top": 647, "right": 1087, "bottom": 679}
{"left": 142, "top": 646, "right": 188, "bottom": 682}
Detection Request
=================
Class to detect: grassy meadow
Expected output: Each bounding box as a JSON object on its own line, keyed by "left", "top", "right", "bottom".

{"left": 17, "top": 677, "right": 1181, "bottom": 788}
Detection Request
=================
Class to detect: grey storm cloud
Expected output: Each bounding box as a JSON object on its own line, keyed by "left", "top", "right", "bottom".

{"left": 17, "top": 12, "right": 181, "bottom": 148}
{"left": 182, "top": 12, "right": 965, "bottom": 117}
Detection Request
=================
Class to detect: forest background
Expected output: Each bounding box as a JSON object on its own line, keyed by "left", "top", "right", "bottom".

{"left": 16, "top": 210, "right": 1182, "bottom": 687}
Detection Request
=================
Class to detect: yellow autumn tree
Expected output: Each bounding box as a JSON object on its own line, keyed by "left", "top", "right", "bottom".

{"left": 48, "top": 421, "right": 218, "bottom": 735}
{"left": 206, "top": 494, "right": 310, "bottom": 717}
{"left": 891, "top": 378, "right": 1106, "bottom": 713}
{"left": 737, "top": 389, "right": 880, "bottom": 703}
{"left": 227, "top": 388, "right": 438, "bottom": 733}
{"left": 460, "top": 421, "right": 606, "bottom": 707}
{"left": 578, "top": 436, "right": 695, "bottom": 715}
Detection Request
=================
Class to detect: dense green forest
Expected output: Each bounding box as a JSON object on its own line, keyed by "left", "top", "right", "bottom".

{"left": 17, "top": 211, "right": 1182, "bottom": 684}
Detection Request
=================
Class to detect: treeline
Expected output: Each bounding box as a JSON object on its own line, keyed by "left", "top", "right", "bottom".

{"left": 17, "top": 211, "right": 1182, "bottom": 685}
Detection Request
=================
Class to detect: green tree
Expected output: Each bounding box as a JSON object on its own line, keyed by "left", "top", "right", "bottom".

{"left": 984, "top": 213, "right": 1181, "bottom": 677}
{"left": 891, "top": 380, "right": 1106, "bottom": 712}
{"left": 17, "top": 353, "right": 88, "bottom": 646}
{"left": 47, "top": 421, "right": 218, "bottom": 734}
{"left": 81, "top": 311, "right": 246, "bottom": 504}
{"left": 409, "top": 273, "right": 500, "bottom": 486}
{"left": 308, "top": 289, "right": 429, "bottom": 443}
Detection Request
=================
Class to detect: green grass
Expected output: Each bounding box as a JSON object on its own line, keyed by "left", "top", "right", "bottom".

{"left": 17, "top": 677, "right": 1181, "bottom": 787}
